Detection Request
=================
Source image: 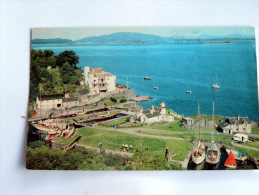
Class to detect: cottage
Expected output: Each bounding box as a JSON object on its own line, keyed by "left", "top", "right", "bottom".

{"left": 181, "top": 117, "right": 194, "bottom": 129}
{"left": 218, "top": 115, "right": 251, "bottom": 134}
{"left": 36, "top": 94, "right": 64, "bottom": 110}
{"left": 137, "top": 102, "right": 174, "bottom": 124}
{"left": 62, "top": 97, "right": 80, "bottom": 108}
{"left": 84, "top": 66, "right": 116, "bottom": 95}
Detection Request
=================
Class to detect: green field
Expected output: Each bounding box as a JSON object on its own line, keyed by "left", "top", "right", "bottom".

{"left": 140, "top": 130, "right": 233, "bottom": 143}
{"left": 55, "top": 127, "right": 193, "bottom": 161}
{"left": 252, "top": 127, "right": 259, "bottom": 135}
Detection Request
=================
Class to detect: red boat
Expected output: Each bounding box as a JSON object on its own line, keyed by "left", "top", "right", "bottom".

{"left": 224, "top": 150, "right": 237, "bottom": 169}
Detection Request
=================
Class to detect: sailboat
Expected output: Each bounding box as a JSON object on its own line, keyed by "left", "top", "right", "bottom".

{"left": 206, "top": 101, "right": 221, "bottom": 165}
{"left": 226, "top": 149, "right": 247, "bottom": 162}
{"left": 191, "top": 103, "right": 205, "bottom": 165}
{"left": 224, "top": 150, "right": 237, "bottom": 169}
{"left": 212, "top": 74, "right": 220, "bottom": 89}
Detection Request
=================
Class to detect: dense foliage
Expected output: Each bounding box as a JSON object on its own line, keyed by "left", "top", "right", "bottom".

{"left": 26, "top": 142, "right": 185, "bottom": 170}
{"left": 29, "top": 49, "right": 85, "bottom": 103}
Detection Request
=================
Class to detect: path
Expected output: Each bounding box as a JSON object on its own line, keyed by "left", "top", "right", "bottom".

{"left": 232, "top": 143, "right": 259, "bottom": 152}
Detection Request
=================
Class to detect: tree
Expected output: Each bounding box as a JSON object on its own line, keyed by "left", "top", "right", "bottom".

{"left": 56, "top": 50, "right": 79, "bottom": 69}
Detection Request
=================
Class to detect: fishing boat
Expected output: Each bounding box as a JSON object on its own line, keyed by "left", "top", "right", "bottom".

{"left": 212, "top": 75, "right": 220, "bottom": 89}
{"left": 226, "top": 149, "right": 248, "bottom": 162}
{"left": 144, "top": 77, "right": 151, "bottom": 80}
{"left": 191, "top": 103, "right": 205, "bottom": 165}
{"left": 206, "top": 101, "right": 221, "bottom": 165}
{"left": 224, "top": 150, "right": 237, "bottom": 169}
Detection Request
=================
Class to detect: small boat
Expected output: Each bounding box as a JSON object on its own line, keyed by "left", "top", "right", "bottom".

{"left": 153, "top": 86, "right": 158, "bottom": 89}
{"left": 212, "top": 84, "right": 220, "bottom": 89}
{"left": 191, "top": 103, "right": 205, "bottom": 165}
{"left": 206, "top": 101, "right": 221, "bottom": 165}
{"left": 192, "top": 141, "right": 206, "bottom": 164}
{"left": 206, "top": 141, "right": 220, "bottom": 164}
{"left": 144, "top": 77, "right": 151, "bottom": 80}
{"left": 226, "top": 149, "right": 248, "bottom": 162}
{"left": 212, "top": 74, "right": 220, "bottom": 89}
{"left": 224, "top": 150, "right": 237, "bottom": 169}
{"left": 186, "top": 90, "right": 191, "bottom": 94}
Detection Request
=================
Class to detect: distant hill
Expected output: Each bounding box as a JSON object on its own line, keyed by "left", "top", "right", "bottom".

{"left": 32, "top": 32, "right": 255, "bottom": 45}
{"left": 76, "top": 32, "right": 168, "bottom": 44}
{"left": 31, "top": 38, "right": 75, "bottom": 44}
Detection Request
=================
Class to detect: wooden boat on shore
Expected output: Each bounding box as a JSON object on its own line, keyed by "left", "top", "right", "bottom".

{"left": 224, "top": 150, "right": 237, "bottom": 169}
{"left": 226, "top": 149, "right": 248, "bottom": 162}
{"left": 206, "top": 101, "right": 221, "bottom": 165}
{"left": 191, "top": 103, "right": 205, "bottom": 165}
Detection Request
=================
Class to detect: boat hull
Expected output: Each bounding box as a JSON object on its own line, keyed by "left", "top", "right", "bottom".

{"left": 226, "top": 149, "right": 247, "bottom": 162}
{"left": 206, "top": 142, "right": 221, "bottom": 165}
{"left": 192, "top": 142, "right": 205, "bottom": 165}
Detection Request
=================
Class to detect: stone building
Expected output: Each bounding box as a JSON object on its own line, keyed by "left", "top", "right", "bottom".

{"left": 84, "top": 66, "right": 116, "bottom": 95}
{"left": 36, "top": 94, "right": 64, "bottom": 110}
{"left": 137, "top": 102, "right": 174, "bottom": 124}
{"left": 218, "top": 115, "right": 251, "bottom": 134}
{"left": 62, "top": 97, "right": 80, "bottom": 108}
{"left": 74, "top": 88, "right": 88, "bottom": 104}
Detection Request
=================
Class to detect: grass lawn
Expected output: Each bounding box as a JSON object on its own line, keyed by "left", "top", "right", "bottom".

{"left": 242, "top": 141, "right": 259, "bottom": 148}
{"left": 55, "top": 127, "right": 193, "bottom": 161}
{"left": 252, "top": 127, "right": 259, "bottom": 135}
{"left": 140, "top": 130, "right": 233, "bottom": 143}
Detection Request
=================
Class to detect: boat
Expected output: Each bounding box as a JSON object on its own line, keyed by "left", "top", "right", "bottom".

{"left": 206, "top": 101, "right": 221, "bottom": 165}
{"left": 186, "top": 90, "right": 191, "bottom": 94}
{"left": 153, "top": 86, "right": 158, "bottom": 89}
{"left": 191, "top": 103, "right": 205, "bottom": 165}
{"left": 224, "top": 150, "right": 237, "bottom": 169}
{"left": 212, "top": 75, "right": 220, "bottom": 89}
{"left": 226, "top": 149, "right": 248, "bottom": 162}
{"left": 144, "top": 77, "right": 151, "bottom": 80}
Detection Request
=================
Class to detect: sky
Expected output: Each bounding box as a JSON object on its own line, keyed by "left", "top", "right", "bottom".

{"left": 32, "top": 27, "right": 255, "bottom": 41}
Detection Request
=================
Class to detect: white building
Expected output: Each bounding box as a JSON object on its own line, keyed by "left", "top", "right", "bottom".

{"left": 137, "top": 102, "right": 174, "bottom": 124}
{"left": 218, "top": 115, "right": 251, "bottom": 134}
{"left": 84, "top": 66, "right": 116, "bottom": 95}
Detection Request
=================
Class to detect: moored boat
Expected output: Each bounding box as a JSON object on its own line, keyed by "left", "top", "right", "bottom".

{"left": 206, "top": 141, "right": 220, "bottom": 164}
{"left": 224, "top": 150, "right": 237, "bottom": 169}
{"left": 144, "top": 77, "right": 151, "bottom": 80}
{"left": 206, "top": 101, "right": 221, "bottom": 165}
{"left": 186, "top": 90, "right": 191, "bottom": 94}
{"left": 191, "top": 103, "right": 205, "bottom": 165}
{"left": 226, "top": 149, "right": 248, "bottom": 162}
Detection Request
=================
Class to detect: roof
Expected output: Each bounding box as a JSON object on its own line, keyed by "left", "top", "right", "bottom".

{"left": 218, "top": 116, "right": 251, "bottom": 129}
{"left": 62, "top": 97, "right": 79, "bottom": 102}
{"left": 40, "top": 94, "right": 65, "bottom": 101}
{"left": 76, "top": 89, "right": 88, "bottom": 96}
{"left": 143, "top": 106, "right": 162, "bottom": 118}
{"left": 183, "top": 117, "right": 194, "bottom": 121}
{"left": 226, "top": 117, "right": 251, "bottom": 124}
{"left": 145, "top": 111, "right": 161, "bottom": 118}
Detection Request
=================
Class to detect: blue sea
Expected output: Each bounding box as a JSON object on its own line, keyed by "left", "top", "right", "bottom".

{"left": 32, "top": 41, "right": 259, "bottom": 122}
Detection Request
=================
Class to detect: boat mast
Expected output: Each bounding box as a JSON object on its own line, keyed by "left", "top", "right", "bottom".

{"left": 212, "top": 101, "right": 215, "bottom": 142}
{"left": 197, "top": 102, "right": 201, "bottom": 143}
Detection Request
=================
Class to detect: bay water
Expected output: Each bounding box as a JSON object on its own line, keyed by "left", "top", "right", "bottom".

{"left": 32, "top": 41, "right": 259, "bottom": 122}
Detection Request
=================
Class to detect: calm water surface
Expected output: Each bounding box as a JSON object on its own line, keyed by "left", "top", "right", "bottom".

{"left": 32, "top": 41, "right": 259, "bottom": 122}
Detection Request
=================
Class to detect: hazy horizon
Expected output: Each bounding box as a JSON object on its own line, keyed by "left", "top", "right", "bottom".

{"left": 32, "top": 27, "right": 255, "bottom": 41}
